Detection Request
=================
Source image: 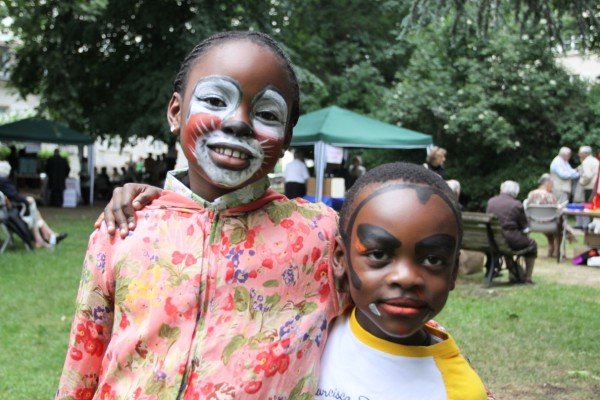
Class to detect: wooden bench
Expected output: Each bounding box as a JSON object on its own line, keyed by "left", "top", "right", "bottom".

{"left": 462, "top": 212, "right": 529, "bottom": 287}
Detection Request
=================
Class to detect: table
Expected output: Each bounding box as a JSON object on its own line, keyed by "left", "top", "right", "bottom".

{"left": 562, "top": 209, "right": 600, "bottom": 260}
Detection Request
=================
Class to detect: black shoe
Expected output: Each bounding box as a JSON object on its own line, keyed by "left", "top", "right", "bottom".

{"left": 56, "top": 233, "right": 68, "bottom": 244}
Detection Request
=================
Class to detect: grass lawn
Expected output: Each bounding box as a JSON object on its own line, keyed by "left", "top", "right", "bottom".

{"left": 1, "top": 208, "right": 599, "bottom": 399}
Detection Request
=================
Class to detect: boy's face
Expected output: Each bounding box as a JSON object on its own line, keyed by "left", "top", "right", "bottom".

{"left": 168, "top": 40, "right": 294, "bottom": 194}
{"left": 334, "top": 182, "right": 460, "bottom": 344}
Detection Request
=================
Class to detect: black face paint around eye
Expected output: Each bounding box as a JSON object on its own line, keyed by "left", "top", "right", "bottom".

{"left": 356, "top": 224, "right": 401, "bottom": 250}
{"left": 414, "top": 234, "right": 457, "bottom": 253}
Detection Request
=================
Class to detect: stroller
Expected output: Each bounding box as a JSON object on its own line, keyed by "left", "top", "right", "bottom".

{"left": 0, "top": 191, "right": 34, "bottom": 252}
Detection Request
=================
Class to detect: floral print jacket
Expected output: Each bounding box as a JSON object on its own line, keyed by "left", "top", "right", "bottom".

{"left": 56, "top": 173, "right": 339, "bottom": 400}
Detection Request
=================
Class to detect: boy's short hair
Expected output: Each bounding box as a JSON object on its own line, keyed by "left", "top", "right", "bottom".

{"left": 339, "top": 162, "right": 463, "bottom": 243}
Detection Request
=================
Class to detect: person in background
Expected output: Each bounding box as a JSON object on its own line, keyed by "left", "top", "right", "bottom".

{"left": 79, "top": 158, "right": 90, "bottom": 205}
{"left": 94, "top": 166, "right": 112, "bottom": 200}
{"left": 284, "top": 149, "right": 310, "bottom": 198}
{"left": 347, "top": 155, "right": 366, "bottom": 188}
{"left": 574, "top": 146, "right": 598, "bottom": 228}
{"left": 7, "top": 144, "right": 18, "bottom": 181}
{"left": 45, "top": 148, "right": 71, "bottom": 207}
{"left": 0, "top": 161, "right": 67, "bottom": 248}
{"left": 550, "top": 147, "right": 579, "bottom": 204}
{"left": 577, "top": 146, "right": 598, "bottom": 202}
{"left": 486, "top": 181, "right": 537, "bottom": 284}
{"left": 423, "top": 146, "right": 447, "bottom": 179}
{"left": 110, "top": 167, "right": 121, "bottom": 183}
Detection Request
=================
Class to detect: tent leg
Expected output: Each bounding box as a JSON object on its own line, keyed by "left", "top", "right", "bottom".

{"left": 88, "top": 144, "right": 95, "bottom": 206}
{"left": 314, "top": 141, "right": 326, "bottom": 203}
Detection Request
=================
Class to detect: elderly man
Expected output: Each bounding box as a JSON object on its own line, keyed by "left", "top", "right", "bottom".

{"left": 550, "top": 147, "right": 579, "bottom": 203}
{"left": 487, "top": 181, "right": 537, "bottom": 284}
{"left": 578, "top": 146, "right": 599, "bottom": 202}
{"left": 576, "top": 146, "right": 599, "bottom": 228}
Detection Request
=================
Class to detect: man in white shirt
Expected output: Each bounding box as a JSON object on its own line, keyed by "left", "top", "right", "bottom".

{"left": 284, "top": 149, "right": 310, "bottom": 199}
{"left": 550, "top": 147, "right": 579, "bottom": 203}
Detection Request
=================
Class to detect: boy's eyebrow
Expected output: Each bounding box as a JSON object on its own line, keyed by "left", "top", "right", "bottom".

{"left": 414, "top": 234, "right": 456, "bottom": 252}
{"left": 356, "top": 223, "right": 401, "bottom": 249}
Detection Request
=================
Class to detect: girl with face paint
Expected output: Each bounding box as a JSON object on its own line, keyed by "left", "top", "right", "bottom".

{"left": 317, "top": 162, "right": 491, "bottom": 400}
{"left": 58, "top": 32, "right": 340, "bottom": 400}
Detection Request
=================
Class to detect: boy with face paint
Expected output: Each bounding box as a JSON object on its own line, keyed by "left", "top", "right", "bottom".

{"left": 317, "top": 162, "right": 489, "bottom": 400}
{"left": 56, "top": 32, "right": 339, "bottom": 400}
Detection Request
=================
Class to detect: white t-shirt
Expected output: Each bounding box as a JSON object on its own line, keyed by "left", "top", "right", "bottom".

{"left": 284, "top": 159, "right": 310, "bottom": 183}
{"left": 316, "top": 310, "right": 487, "bottom": 400}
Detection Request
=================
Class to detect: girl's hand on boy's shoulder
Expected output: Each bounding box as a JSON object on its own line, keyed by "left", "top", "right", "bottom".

{"left": 94, "top": 183, "right": 163, "bottom": 238}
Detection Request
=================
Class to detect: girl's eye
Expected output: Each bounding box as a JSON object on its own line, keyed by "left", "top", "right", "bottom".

{"left": 203, "top": 97, "right": 226, "bottom": 107}
{"left": 256, "top": 111, "right": 280, "bottom": 122}
{"left": 422, "top": 255, "right": 446, "bottom": 267}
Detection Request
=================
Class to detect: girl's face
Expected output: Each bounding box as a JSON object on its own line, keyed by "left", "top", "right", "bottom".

{"left": 168, "top": 40, "right": 294, "bottom": 197}
{"left": 333, "top": 181, "right": 459, "bottom": 345}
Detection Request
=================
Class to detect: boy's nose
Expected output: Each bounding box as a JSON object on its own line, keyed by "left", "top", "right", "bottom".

{"left": 386, "top": 260, "right": 424, "bottom": 289}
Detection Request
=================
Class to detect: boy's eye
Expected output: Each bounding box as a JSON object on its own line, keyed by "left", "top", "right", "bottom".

{"left": 365, "top": 250, "right": 391, "bottom": 263}
{"left": 422, "top": 255, "right": 446, "bottom": 267}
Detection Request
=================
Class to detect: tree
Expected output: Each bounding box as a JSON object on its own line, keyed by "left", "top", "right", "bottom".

{"left": 3, "top": 0, "right": 409, "bottom": 141}
{"left": 380, "top": 18, "right": 600, "bottom": 207}
{"left": 403, "top": 0, "right": 600, "bottom": 51}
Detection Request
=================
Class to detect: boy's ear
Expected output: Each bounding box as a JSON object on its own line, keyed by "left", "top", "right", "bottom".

{"left": 167, "top": 92, "right": 182, "bottom": 135}
{"left": 332, "top": 235, "right": 349, "bottom": 292}
{"left": 449, "top": 251, "right": 460, "bottom": 291}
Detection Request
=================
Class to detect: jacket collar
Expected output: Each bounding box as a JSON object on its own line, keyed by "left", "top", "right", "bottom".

{"left": 159, "top": 168, "right": 283, "bottom": 214}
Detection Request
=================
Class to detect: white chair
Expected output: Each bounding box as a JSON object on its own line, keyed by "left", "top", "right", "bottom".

{"left": 523, "top": 201, "right": 563, "bottom": 261}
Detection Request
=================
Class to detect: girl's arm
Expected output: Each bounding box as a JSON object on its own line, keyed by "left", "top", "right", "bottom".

{"left": 55, "top": 228, "right": 116, "bottom": 399}
{"left": 94, "top": 183, "right": 163, "bottom": 237}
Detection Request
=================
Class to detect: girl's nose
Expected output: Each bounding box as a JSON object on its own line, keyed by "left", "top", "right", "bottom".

{"left": 221, "top": 119, "right": 254, "bottom": 137}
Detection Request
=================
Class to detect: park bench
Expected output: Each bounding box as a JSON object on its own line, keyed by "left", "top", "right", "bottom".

{"left": 461, "top": 212, "right": 529, "bottom": 287}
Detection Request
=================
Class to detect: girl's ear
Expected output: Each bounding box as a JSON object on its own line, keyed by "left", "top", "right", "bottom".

{"left": 332, "top": 235, "right": 349, "bottom": 292}
{"left": 167, "top": 92, "right": 182, "bottom": 135}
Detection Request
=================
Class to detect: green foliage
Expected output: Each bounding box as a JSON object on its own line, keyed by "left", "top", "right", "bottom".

{"left": 0, "top": 145, "right": 10, "bottom": 160}
{"left": 403, "top": 0, "right": 600, "bottom": 52}
{"left": 381, "top": 20, "right": 600, "bottom": 207}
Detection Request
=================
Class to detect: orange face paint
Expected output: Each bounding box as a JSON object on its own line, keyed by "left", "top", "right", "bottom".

{"left": 354, "top": 236, "right": 367, "bottom": 253}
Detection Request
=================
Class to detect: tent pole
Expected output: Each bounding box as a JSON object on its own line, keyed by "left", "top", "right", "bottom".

{"left": 88, "top": 144, "right": 95, "bottom": 206}
{"left": 315, "top": 141, "right": 326, "bottom": 202}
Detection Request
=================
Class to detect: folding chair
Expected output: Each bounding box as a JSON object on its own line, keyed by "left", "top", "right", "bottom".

{"left": 0, "top": 191, "right": 34, "bottom": 251}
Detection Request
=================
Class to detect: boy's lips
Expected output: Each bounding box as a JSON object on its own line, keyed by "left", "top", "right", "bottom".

{"left": 377, "top": 298, "right": 428, "bottom": 317}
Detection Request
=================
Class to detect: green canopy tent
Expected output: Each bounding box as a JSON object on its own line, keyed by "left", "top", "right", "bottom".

{"left": 291, "top": 106, "right": 433, "bottom": 201}
{"left": 0, "top": 117, "right": 96, "bottom": 204}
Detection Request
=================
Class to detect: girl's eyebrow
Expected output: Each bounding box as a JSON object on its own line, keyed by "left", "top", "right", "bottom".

{"left": 414, "top": 234, "right": 456, "bottom": 252}
{"left": 356, "top": 223, "right": 401, "bottom": 249}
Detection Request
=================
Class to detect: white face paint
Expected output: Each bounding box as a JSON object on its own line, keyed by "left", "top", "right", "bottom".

{"left": 185, "top": 76, "right": 289, "bottom": 188}
{"left": 251, "top": 88, "right": 288, "bottom": 139}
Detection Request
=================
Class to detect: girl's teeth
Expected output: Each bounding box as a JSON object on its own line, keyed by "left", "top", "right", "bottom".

{"left": 213, "top": 147, "right": 248, "bottom": 159}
